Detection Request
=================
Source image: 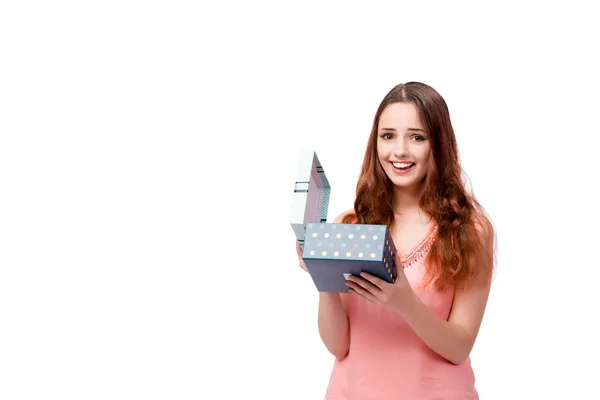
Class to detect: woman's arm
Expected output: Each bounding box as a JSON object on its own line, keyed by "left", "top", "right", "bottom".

{"left": 346, "top": 216, "right": 494, "bottom": 364}
{"left": 317, "top": 292, "right": 350, "bottom": 359}
{"left": 401, "top": 217, "right": 495, "bottom": 364}
{"left": 397, "top": 273, "right": 491, "bottom": 364}
{"left": 295, "top": 210, "right": 355, "bottom": 359}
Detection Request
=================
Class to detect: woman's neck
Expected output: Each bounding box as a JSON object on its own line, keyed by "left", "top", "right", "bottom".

{"left": 393, "top": 186, "right": 431, "bottom": 225}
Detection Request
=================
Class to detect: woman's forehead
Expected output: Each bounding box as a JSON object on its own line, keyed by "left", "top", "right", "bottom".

{"left": 379, "top": 103, "right": 423, "bottom": 130}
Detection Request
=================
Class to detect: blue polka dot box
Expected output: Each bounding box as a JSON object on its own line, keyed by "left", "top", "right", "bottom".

{"left": 290, "top": 150, "right": 398, "bottom": 293}
{"left": 302, "top": 222, "right": 398, "bottom": 293}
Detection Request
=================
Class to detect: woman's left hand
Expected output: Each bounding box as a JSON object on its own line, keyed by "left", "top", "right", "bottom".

{"left": 345, "top": 257, "right": 414, "bottom": 313}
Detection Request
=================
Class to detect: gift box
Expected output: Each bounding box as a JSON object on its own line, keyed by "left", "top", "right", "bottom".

{"left": 289, "top": 150, "right": 399, "bottom": 293}
{"left": 302, "top": 222, "right": 398, "bottom": 292}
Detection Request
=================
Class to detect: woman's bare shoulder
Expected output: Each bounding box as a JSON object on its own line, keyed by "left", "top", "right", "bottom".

{"left": 471, "top": 210, "right": 495, "bottom": 243}
{"left": 333, "top": 209, "right": 356, "bottom": 224}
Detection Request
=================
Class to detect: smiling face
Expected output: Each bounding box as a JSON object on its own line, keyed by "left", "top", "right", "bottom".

{"left": 376, "top": 102, "right": 431, "bottom": 192}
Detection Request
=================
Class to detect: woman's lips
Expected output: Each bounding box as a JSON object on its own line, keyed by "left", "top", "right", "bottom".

{"left": 391, "top": 162, "right": 415, "bottom": 174}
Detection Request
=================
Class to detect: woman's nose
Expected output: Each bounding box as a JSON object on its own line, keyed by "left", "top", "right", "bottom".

{"left": 393, "top": 139, "right": 408, "bottom": 157}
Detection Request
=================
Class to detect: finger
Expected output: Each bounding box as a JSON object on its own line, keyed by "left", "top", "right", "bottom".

{"left": 347, "top": 287, "right": 375, "bottom": 303}
{"left": 295, "top": 241, "right": 309, "bottom": 272}
{"left": 359, "top": 272, "right": 388, "bottom": 288}
{"left": 348, "top": 274, "right": 383, "bottom": 294}
{"left": 346, "top": 280, "right": 379, "bottom": 301}
{"left": 347, "top": 286, "right": 378, "bottom": 304}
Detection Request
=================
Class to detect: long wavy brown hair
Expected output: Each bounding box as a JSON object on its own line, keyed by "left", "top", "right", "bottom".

{"left": 341, "top": 82, "right": 496, "bottom": 291}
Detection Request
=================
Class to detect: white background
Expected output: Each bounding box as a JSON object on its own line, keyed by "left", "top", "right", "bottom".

{"left": 1, "top": 1, "right": 599, "bottom": 399}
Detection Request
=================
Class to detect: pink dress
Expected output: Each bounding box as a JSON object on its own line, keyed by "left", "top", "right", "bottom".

{"left": 324, "top": 221, "right": 479, "bottom": 400}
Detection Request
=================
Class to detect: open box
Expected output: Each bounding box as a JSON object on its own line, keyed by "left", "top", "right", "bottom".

{"left": 290, "top": 151, "right": 398, "bottom": 292}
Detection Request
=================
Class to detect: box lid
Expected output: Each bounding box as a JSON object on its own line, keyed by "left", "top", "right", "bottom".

{"left": 290, "top": 151, "right": 331, "bottom": 246}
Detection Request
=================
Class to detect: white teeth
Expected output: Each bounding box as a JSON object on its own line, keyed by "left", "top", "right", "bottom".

{"left": 393, "top": 162, "right": 413, "bottom": 168}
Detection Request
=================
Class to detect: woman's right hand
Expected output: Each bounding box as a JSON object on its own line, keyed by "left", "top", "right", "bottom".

{"left": 295, "top": 241, "right": 308, "bottom": 272}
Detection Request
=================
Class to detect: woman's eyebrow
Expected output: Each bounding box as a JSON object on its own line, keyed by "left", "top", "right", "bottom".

{"left": 379, "top": 127, "right": 426, "bottom": 132}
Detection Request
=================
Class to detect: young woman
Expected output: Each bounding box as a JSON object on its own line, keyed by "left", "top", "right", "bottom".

{"left": 295, "top": 82, "right": 496, "bottom": 399}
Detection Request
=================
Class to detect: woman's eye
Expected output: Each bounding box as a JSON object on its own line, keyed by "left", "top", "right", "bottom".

{"left": 412, "top": 135, "right": 425, "bottom": 141}
{"left": 381, "top": 133, "right": 393, "bottom": 139}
